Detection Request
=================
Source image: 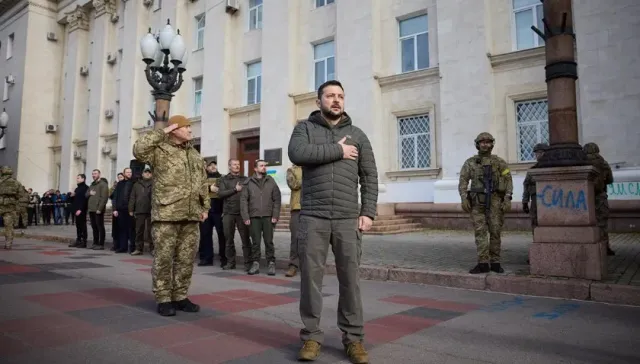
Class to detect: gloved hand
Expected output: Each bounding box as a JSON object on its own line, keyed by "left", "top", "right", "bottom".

{"left": 461, "top": 197, "right": 471, "bottom": 213}
{"left": 502, "top": 197, "right": 512, "bottom": 212}
{"left": 522, "top": 202, "right": 529, "bottom": 214}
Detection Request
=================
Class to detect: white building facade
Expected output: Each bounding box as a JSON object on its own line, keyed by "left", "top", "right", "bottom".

{"left": 1, "top": 0, "right": 639, "bottom": 209}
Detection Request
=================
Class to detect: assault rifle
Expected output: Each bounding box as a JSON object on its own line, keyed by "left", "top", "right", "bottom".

{"left": 483, "top": 164, "right": 493, "bottom": 221}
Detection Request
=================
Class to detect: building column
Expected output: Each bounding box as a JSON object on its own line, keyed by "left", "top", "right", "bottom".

{"left": 259, "top": 0, "right": 299, "bottom": 196}
{"left": 117, "top": 0, "right": 146, "bottom": 172}
{"left": 433, "top": 0, "right": 493, "bottom": 203}
{"left": 200, "top": 6, "right": 232, "bottom": 169}
{"left": 335, "top": 0, "right": 388, "bottom": 206}
{"left": 60, "top": 5, "right": 90, "bottom": 191}
{"left": 86, "top": 0, "right": 116, "bottom": 176}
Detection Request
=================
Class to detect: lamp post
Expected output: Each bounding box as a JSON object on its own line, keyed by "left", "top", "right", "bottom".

{"left": 0, "top": 108, "right": 8, "bottom": 150}
{"left": 530, "top": 0, "right": 587, "bottom": 168}
{"left": 140, "top": 19, "right": 187, "bottom": 130}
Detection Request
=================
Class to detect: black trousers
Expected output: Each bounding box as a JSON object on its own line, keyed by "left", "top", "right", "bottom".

{"left": 116, "top": 209, "right": 132, "bottom": 252}
{"left": 76, "top": 211, "right": 87, "bottom": 242}
{"left": 89, "top": 212, "right": 106, "bottom": 246}
{"left": 28, "top": 208, "right": 37, "bottom": 225}
{"left": 199, "top": 212, "right": 226, "bottom": 264}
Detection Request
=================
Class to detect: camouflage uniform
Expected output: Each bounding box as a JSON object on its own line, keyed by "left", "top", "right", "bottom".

{"left": 522, "top": 143, "right": 548, "bottom": 232}
{"left": 583, "top": 142, "right": 615, "bottom": 256}
{"left": 16, "top": 187, "right": 29, "bottom": 228}
{"left": 133, "top": 122, "right": 210, "bottom": 314}
{"left": 0, "top": 166, "right": 21, "bottom": 249}
{"left": 285, "top": 165, "right": 302, "bottom": 276}
{"left": 458, "top": 133, "right": 513, "bottom": 274}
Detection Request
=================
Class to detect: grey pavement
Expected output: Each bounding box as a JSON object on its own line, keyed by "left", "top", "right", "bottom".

{"left": 0, "top": 237, "right": 639, "bottom": 363}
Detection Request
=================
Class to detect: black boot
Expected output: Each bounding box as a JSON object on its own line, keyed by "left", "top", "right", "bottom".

{"left": 173, "top": 298, "right": 200, "bottom": 313}
{"left": 607, "top": 247, "right": 615, "bottom": 256}
{"left": 69, "top": 240, "right": 80, "bottom": 248}
{"left": 157, "top": 302, "right": 176, "bottom": 316}
{"left": 197, "top": 260, "right": 213, "bottom": 267}
{"left": 490, "top": 263, "right": 504, "bottom": 273}
{"left": 469, "top": 263, "right": 490, "bottom": 274}
{"left": 78, "top": 240, "right": 87, "bottom": 248}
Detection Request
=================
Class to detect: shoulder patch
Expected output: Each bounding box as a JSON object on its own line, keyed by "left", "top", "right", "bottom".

{"left": 501, "top": 168, "right": 511, "bottom": 176}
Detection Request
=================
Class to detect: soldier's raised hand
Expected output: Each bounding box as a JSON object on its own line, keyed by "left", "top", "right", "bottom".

{"left": 163, "top": 123, "right": 180, "bottom": 134}
{"left": 338, "top": 136, "right": 358, "bottom": 160}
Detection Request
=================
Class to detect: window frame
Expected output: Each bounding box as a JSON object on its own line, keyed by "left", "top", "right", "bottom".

{"left": 512, "top": 0, "right": 544, "bottom": 51}
{"left": 193, "top": 77, "right": 203, "bottom": 116}
{"left": 248, "top": 0, "right": 263, "bottom": 31}
{"left": 153, "top": 0, "right": 162, "bottom": 12}
{"left": 2, "top": 79, "right": 8, "bottom": 101}
{"left": 398, "top": 14, "right": 429, "bottom": 74}
{"left": 313, "top": 40, "right": 335, "bottom": 90}
{"left": 246, "top": 61, "right": 262, "bottom": 105}
{"left": 514, "top": 98, "right": 549, "bottom": 162}
{"left": 6, "top": 33, "right": 14, "bottom": 59}
{"left": 397, "top": 113, "right": 432, "bottom": 171}
{"left": 314, "top": 0, "right": 335, "bottom": 9}
{"left": 195, "top": 14, "right": 206, "bottom": 50}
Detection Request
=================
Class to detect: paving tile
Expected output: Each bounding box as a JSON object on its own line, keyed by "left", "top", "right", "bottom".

{"left": 0, "top": 264, "right": 41, "bottom": 274}
{"left": 30, "top": 262, "right": 111, "bottom": 270}
{"left": 120, "top": 258, "right": 153, "bottom": 266}
{"left": 380, "top": 295, "right": 481, "bottom": 312}
{"left": 0, "top": 334, "right": 31, "bottom": 357}
{"left": 65, "top": 256, "right": 97, "bottom": 260}
{"left": 0, "top": 313, "right": 83, "bottom": 334}
{"left": 276, "top": 290, "right": 332, "bottom": 299}
{"left": 126, "top": 322, "right": 221, "bottom": 348}
{"left": 15, "top": 319, "right": 107, "bottom": 348}
{"left": 367, "top": 314, "right": 441, "bottom": 335}
{"left": 39, "top": 251, "right": 73, "bottom": 256}
{"left": 137, "top": 268, "right": 152, "bottom": 273}
{"left": 67, "top": 305, "right": 175, "bottom": 333}
{"left": 202, "top": 299, "right": 270, "bottom": 313}
{"left": 190, "top": 293, "right": 233, "bottom": 304}
{"left": 215, "top": 289, "right": 271, "bottom": 299}
{"left": 250, "top": 293, "right": 298, "bottom": 307}
{"left": 81, "top": 287, "right": 152, "bottom": 305}
{"left": 167, "top": 334, "right": 272, "bottom": 364}
{"left": 171, "top": 308, "right": 227, "bottom": 322}
{"left": 0, "top": 271, "right": 74, "bottom": 285}
{"left": 204, "top": 271, "right": 239, "bottom": 278}
{"left": 23, "top": 291, "right": 115, "bottom": 312}
{"left": 398, "top": 306, "right": 466, "bottom": 321}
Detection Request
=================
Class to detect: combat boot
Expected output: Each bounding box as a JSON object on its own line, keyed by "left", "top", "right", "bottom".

{"left": 248, "top": 261, "right": 260, "bottom": 275}
{"left": 344, "top": 341, "right": 369, "bottom": 363}
{"left": 267, "top": 262, "right": 276, "bottom": 276}
{"left": 173, "top": 298, "right": 200, "bottom": 313}
{"left": 157, "top": 302, "right": 176, "bottom": 316}
{"left": 298, "top": 340, "right": 321, "bottom": 361}
{"left": 78, "top": 239, "right": 87, "bottom": 248}
{"left": 222, "top": 263, "right": 236, "bottom": 270}
{"left": 4, "top": 241, "right": 12, "bottom": 250}
{"left": 490, "top": 263, "right": 504, "bottom": 273}
{"left": 69, "top": 240, "right": 80, "bottom": 248}
{"left": 285, "top": 265, "right": 297, "bottom": 277}
{"left": 130, "top": 250, "right": 142, "bottom": 256}
{"left": 469, "top": 263, "right": 490, "bottom": 274}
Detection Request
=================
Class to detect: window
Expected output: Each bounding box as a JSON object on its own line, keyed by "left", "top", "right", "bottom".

{"left": 513, "top": 0, "right": 543, "bottom": 50}
{"left": 6, "top": 33, "right": 14, "bottom": 59}
{"left": 516, "top": 99, "right": 549, "bottom": 162}
{"left": 315, "top": 0, "right": 334, "bottom": 8}
{"left": 249, "top": 0, "right": 263, "bottom": 30}
{"left": 193, "top": 77, "right": 203, "bottom": 116}
{"left": 153, "top": 0, "right": 162, "bottom": 11}
{"left": 313, "top": 40, "right": 335, "bottom": 89}
{"left": 246, "top": 62, "right": 262, "bottom": 105}
{"left": 399, "top": 15, "right": 428, "bottom": 73}
{"left": 2, "top": 80, "right": 8, "bottom": 101}
{"left": 398, "top": 114, "right": 431, "bottom": 170}
{"left": 195, "top": 14, "right": 205, "bottom": 50}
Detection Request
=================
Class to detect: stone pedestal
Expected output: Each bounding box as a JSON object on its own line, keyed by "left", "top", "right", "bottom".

{"left": 529, "top": 165, "right": 607, "bottom": 280}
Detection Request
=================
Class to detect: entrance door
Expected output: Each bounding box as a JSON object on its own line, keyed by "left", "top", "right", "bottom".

{"left": 238, "top": 137, "right": 260, "bottom": 177}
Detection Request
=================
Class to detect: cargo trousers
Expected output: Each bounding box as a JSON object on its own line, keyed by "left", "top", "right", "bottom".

{"left": 298, "top": 215, "right": 364, "bottom": 345}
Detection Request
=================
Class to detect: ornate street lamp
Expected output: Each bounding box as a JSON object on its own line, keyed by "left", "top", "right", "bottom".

{"left": 530, "top": 0, "right": 587, "bottom": 167}
{"left": 140, "top": 19, "right": 187, "bottom": 130}
{"left": 0, "top": 108, "right": 8, "bottom": 150}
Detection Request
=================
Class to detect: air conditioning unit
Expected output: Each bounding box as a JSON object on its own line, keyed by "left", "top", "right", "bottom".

{"left": 73, "top": 150, "right": 82, "bottom": 160}
{"left": 104, "top": 109, "right": 114, "bottom": 118}
{"left": 110, "top": 14, "right": 119, "bottom": 23}
{"left": 5, "top": 75, "right": 15, "bottom": 84}
{"left": 101, "top": 146, "right": 112, "bottom": 155}
{"left": 190, "top": 0, "right": 199, "bottom": 2}
{"left": 143, "top": 0, "right": 153, "bottom": 7}
{"left": 46, "top": 32, "right": 58, "bottom": 41}
{"left": 45, "top": 124, "right": 58, "bottom": 133}
{"left": 225, "top": 0, "right": 239, "bottom": 14}
{"left": 106, "top": 53, "right": 117, "bottom": 65}
{"left": 79, "top": 66, "right": 89, "bottom": 76}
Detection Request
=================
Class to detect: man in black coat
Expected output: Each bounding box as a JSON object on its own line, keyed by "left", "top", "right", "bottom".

{"left": 198, "top": 161, "right": 227, "bottom": 267}
{"left": 69, "top": 174, "right": 89, "bottom": 248}
{"left": 112, "top": 168, "right": 134, "bottom": 253}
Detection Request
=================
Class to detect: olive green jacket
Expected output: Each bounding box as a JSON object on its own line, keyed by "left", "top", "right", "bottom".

{"left": 133, "top": 129, "right": 210, "bottom": 222}
{"left": 458, "top": 154, "right": 513, "bottom": 200}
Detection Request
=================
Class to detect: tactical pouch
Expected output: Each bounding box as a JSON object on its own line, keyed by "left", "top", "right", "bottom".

{"left": 475, "top": 193, "right": 486, "bottom": 205}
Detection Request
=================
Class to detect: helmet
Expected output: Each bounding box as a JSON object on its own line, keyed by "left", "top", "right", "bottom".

{"left": 583, "top": 142, "right": 599, "bottom": 154}
{"left": 0, "top": 166, "right": 12, "bottom": 175}
{"left": 533, "top": 143, "right": 548, "bottom": 152}
{"left": 474, "top": 132, "right": 495, "bottom": 150}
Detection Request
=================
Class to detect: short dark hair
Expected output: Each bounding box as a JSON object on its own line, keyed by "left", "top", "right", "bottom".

{"left": 254, "top": 159, "right": 266, "bottom": 168}
{"left": 93, "top": 169, "right": 101, "bottom": 174}
{"left": 117, "top": 173, "right": 124, "bottom": 177}
{"left": 123, "top": 167, "right": 132, "bottom": 173}
{"left": 208, "top": 161, "right": 217, "bottom": 166}
{"left": 78, "top": 174, "right": 86, "bottom": 180}
{"left": 317, "top": 80, "right": 344, "bottom": 100}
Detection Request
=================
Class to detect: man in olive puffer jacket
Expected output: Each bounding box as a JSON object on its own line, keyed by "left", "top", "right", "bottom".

{"left": 287, "top": 80, "right": 378, "bottom": 363}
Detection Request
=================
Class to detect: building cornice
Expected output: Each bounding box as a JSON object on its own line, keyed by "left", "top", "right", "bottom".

{"left": 386, "top": 168, "right": 441, "bottom": 181}
{"left": 65, "top": 4, "right": 89, "bottom": 32}
{"left": 488, "top": 46, "right": 546, "bottom": 69}
{"left": 288, "top": 91, "right": 316, "bottom": 104}
{"left": 226, "top": 103, "right": 261, "bottom": 116}
{"left": 73, "top": 139, "right": 88, "bottom": 147}
{"left": 92, "top": 0, "right": 115, "bottom": 18}
{"left": 374, "top": 67, "right": 440, "bottom": 88}
{"left": 100, "top": 133, "right": 118, "bottom": 142}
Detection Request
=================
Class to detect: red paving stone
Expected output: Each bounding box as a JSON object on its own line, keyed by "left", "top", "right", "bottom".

{"left": 121, "top": 258, "right": 153, "bottom": 266}
{"left": 380, "top": 295, "right": 481, "bottom": 312}
{"left": 81, "top": 287, "right": 152, "bottom": 304}
{"left": 23, "top": 291, "right": 116, "bottom": 312}
{"left": 250, "top": 293, "right": 298, "bottom": 306}
{"left": 0, "top": 335, "right": 31, "bottom": 356}
{"left": 168, "top": 334, "right": 271, "bottom": 364}
{"left": 0, "top": 264, "right": 40, "bottom": 274}
{"left": 214, "top": 289, "right": 271, "bottom": 299}
{"left": 226, "top": 275, "right": 293, "bottom": 286}
{"left": 193, "top": 314, "right": 299, "bottom": 345}
{"left": 136, "top": 268, "right": 152, "bottom": 273}
{"left": 17, "top": 320, "right": 106, "bottom": 348}
{"left": 0, "top": 313, "right": 85, "bottom": 334}
{"left": 39, "top": 251, "right": 72, "bottom": 256}
{"left": 368, "top": 314, "right": 441, "bottom": 334}
{"left": 202, "top": 299, "right": 270, "bottom": 313}
{"left": 126, "top": 323, "right": 220, "bottom": 348}
{"left": 190, "top": 293, "right": 231, "bottom": 304}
